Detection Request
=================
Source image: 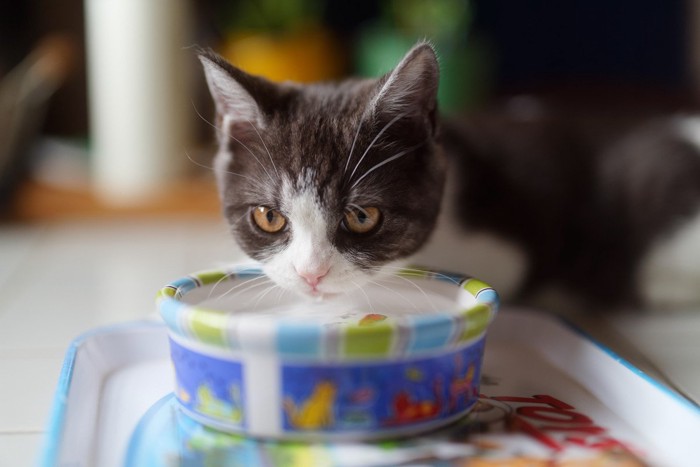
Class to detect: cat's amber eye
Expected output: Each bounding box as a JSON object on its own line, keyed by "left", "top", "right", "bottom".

{"left": 252, "top": 206, "right": 287, "bottom": 233}
{"left": 342, "top": 206, "right": 381, "bottom": 234}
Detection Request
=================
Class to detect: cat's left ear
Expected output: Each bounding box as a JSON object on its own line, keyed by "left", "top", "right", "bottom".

{"left": 370, "top": 42, "right": 439, "bottom": 129}
{"left": 197, "top": 49, "right": 279, "bottom": 133}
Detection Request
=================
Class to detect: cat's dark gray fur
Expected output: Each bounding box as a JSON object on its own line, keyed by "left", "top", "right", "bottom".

{"left": 198, "top": 42, "right": 700, "bottom": 311}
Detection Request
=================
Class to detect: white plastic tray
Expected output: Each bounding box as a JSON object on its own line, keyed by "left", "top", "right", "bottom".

{"left": 40, "top": 310, "right": 700, "bottom": 467}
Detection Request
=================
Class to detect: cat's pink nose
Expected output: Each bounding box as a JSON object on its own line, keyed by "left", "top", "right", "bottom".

{"left": 296, "top": 267, "right": 329, "bottom": 288}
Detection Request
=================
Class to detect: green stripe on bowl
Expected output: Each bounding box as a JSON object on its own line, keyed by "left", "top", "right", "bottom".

{"left": 396, "top": 268, "right": 431, "bottom": 279}
{"left": 187, "top": 308, "right": 228, "bottom": 346}
{"left": 192, "top": 270, "right": 230, "bottom": 286}
{"left": 458, "top": 303, "right": 492, "bottom": 342}
{"left": 342, "top": 321, "right": 395, "bottom": 357}
{"left": 462, "top": 278, "right": 492, "bottom": 297}
{"left": 156, "top": 286, "right": 177, "bottom": 302}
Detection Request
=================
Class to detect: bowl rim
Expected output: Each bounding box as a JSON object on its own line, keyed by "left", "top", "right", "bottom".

{"left": 157, "top": 265, "right": 499, "bottom": 359}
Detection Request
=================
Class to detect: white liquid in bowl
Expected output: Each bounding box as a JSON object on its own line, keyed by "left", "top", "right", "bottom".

{"left": 184, "top": 276, "right": 467, "bottom": 325}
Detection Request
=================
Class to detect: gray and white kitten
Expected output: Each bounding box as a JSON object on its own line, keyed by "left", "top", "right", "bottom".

{"left": 198, "top": 42, "right": 700, "bottom": 312}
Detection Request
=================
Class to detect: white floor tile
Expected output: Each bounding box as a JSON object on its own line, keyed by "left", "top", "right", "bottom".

{"left": 0, "top": 217, "right": 244, "bottom": 351}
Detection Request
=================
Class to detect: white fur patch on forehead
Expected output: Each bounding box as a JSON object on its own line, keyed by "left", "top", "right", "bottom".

{"left": 286, "top": 189, "right": 327, "bottom": 234}
{"left": 278, "top": 176, "right": 326, "bottom": 232}
{"left": 298, "top": 167, "right": 318, "bottom": 191}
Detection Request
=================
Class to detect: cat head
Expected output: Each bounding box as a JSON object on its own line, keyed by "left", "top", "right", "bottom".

{"left": 198, "top": 42, "right": 446, "bottom": 299}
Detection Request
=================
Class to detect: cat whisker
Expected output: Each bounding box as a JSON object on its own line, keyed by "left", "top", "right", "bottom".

{"left": 191, "top": 101, "right": 277, "bottom": 185}
{"left": 378, "top": 266, "right": 463, "bottom": 285}
{"left": 222, "top": 274, "right": 270, "bottom": 295}
{"left": 343, "top": 113, "right": 367, "bottom": 177}
{"left": 380, "top": 273, "right": 440, "bottom": 312}
{"left": 365, "top": 278, "right": 420, "bottom": 312}
{"left": 205, "top": 271, "right": 236, "bottom": 300}
{"left": 247, "top": 119, "right": 280, "bottom": 179}
{"left": 183, "top": 148, "right": 259, "bottom": 184}
{"left": 350, "top": 279, "right": 374, "bottom": 312}
{"left": 240, "top": 286, "right": 279, "bottom": 311}
{"left": 275, "top": 286, "right": 288, "bottom": 305}
{"left": 252, "top": 283, "right": 279, "bottom": 309}
{"left": 345, "top": 203, "right": 370, "bottom": 217}
{"left": 348, "top": 112, "right": 407, "bottom": 183}
{"left": 183, "top": 148, "right": 213, "bottom": 172}
{"left": 215, "top": 276, "right": 273, "bottom": 302}
{"left": 230, "top": 207, "right": 255, "bottom": 226}
{"left": 191, "top": 99, "right": 216, "bottom": 127}
{"left": 351, "top": 141, "right": 426, "bottom": 189}
{"left": 223, "top": 121, "right": 277, "bottom": 186}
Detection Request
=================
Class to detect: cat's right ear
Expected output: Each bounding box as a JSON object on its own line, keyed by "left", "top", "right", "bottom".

{"left": 197, "top": 49, "right": 270, "bottom": 132}
{"left": 369, "top": 42, "right": 439, "bottom": 125}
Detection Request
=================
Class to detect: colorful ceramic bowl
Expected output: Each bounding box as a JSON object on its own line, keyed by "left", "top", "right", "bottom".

{"left": 157, "top": 265, "right": 499, "bottom": 440}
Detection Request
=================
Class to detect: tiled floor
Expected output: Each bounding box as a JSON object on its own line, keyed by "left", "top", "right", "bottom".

{"left": 0, "top": 217, "right": 698, "bottom": 466}
{"left": 0, "top": 217, "right": 243, "bottom": 466}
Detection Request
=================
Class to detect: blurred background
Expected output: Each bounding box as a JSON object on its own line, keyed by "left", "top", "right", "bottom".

{"left": 0, "top": 0, "right": 697, "bottom": 219}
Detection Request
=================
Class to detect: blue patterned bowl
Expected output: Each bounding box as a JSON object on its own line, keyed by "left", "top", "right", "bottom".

{"left": 157, "top": 265, "right": 498, "bottom": 440}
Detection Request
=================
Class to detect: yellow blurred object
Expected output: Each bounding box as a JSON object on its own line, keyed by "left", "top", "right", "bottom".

{"left": 221, "top": 26, "right": 345, "bottom": 83}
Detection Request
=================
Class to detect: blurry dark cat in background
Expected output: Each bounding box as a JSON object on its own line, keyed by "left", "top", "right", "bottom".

{"left": 198, "top": 42, "right": 700, "bottom": 313}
